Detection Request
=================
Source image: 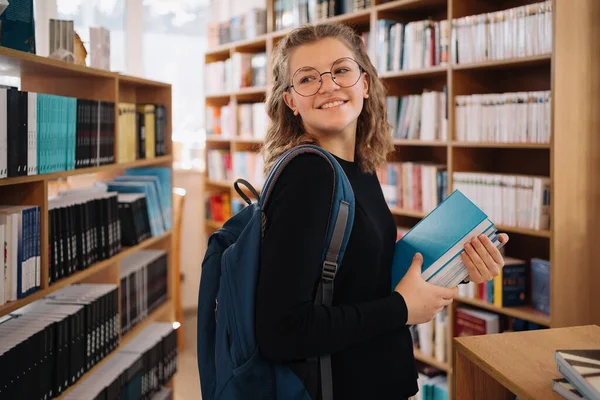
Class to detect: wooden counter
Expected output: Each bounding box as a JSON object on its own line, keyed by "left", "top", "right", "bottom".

{"left": 453, "top": 325, "right": 600, "bottom": 400}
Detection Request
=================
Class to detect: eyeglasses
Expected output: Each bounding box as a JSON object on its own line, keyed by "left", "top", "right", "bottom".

{"left": 287, "top": 57, "right": 364, "bottom": 97}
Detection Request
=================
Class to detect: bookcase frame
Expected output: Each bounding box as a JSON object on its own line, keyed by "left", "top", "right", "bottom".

{"left": 203, "top": 0, "right": 600, "bottom": 398}
{"left": 0, "top": 46, "right": 177, "bottom": 398}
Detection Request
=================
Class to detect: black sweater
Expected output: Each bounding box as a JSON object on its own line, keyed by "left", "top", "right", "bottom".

{"left": 256, "top": 152, "right": 419, "bottom": 400}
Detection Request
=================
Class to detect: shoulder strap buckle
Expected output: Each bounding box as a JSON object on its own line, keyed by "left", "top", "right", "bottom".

{"left": 321, "top": 261, "right": 337, "bottom": 281}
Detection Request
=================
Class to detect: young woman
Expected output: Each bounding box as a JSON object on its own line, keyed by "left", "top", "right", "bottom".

{"left": 256, "top": 23, "right": 509, "bottom": 400}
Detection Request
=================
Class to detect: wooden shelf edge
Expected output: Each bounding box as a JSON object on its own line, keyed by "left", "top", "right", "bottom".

{"left": 456, "top": 296, "right": 551, "bottom": 327}
{"left": 389, "top": 207, "right": 427, "bottom": 218}
{"left": 380, "top": 65, "right": 448, "bottom": 79}
{"left": 495, "top": 224, "right": 551, "bottom": 238}
{"left": 206, "top": 220, "right": 224, "bottom": 230}
{"left": 0, "top": 232, "right": 172, "bottom": 318}
{"left": 55, "top": 299, "right": 174, "bottom": 400}
{"left": 206, "top": 33, "right": 269, "bottom": 57}
{"left": 0, "top": 46, "right": 171, "bottom": 86}
{"left": 451, "top": 141, "right": 550, "bottom": 149}
{"left": 393, "top": 139, "right": 448, "bottom": 146}
{"left": 120, "top": 300, "right": 174, "bottom": 346}
{"left": 0, "top": 156, "right": 173, "bottom": 187}
{"left": 414, "top": 347, "right": 450, "bottom": 372}
{"left": 452, "top": 54, "right": 551, "bottom": 71}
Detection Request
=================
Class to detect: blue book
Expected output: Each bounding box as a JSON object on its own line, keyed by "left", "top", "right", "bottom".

{"left": 391, "top": 189, "right": 501, "bottom": 290}
{"left": 124, "top": 167, "right": 172, "bottom": 229}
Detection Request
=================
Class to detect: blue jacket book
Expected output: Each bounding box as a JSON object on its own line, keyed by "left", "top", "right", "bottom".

{"left": 391, "top": 189, "right": 501, "bottom": 290}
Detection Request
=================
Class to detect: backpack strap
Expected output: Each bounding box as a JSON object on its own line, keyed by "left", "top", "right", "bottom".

{"left": 261, "top": 144, "right": 355, "bottom": 400}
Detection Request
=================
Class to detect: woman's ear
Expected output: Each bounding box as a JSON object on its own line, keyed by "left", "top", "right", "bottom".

{"left": 283, "top": 90, "right": 299, "bottom": 116}
{"left": 362, "top": 72, "right": 369, "bottom": 98}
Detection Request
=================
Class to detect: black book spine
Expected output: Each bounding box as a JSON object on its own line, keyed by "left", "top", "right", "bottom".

{"left": 7, "top": 88, "right": 19, "bottom": 177}
{"left": 18, "top": 91, "right": 28, "bottom": 176}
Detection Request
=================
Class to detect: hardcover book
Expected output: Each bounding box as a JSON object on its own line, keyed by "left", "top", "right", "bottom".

{"left": 391, "top": 189, "right": 501, "bottom": 290}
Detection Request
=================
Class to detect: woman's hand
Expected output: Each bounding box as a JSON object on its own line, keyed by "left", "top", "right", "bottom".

{"left": 461, "top": 233, "right": 509, "bottom": 284}
{"left": 395, "top": 253, "right": 459, "bottom": 325}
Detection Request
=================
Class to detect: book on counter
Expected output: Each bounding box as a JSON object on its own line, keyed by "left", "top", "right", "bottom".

{"left": 554, "top": 349, "right": 600, "bottom": 400}
{"left": 391, "top": 189, "right": 503, "bottom": 290}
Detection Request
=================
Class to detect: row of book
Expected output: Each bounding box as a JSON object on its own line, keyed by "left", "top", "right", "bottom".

{"left": 117, "top": 103, "right": 168, "bottom": 164}
{"left": 377, "top": 162, "right": 448, "bottom": 213}
{"left": 205, "top": 53, "right": 268, "bottom": 95}
{"left": 49, "top": 191, "right": 122, "bottom": 284}
{"left": 63, "top": 322, "right": 177, "bottom": 400}
{"left": 274, "top": 0, "right": 372, "bottom": 32}
{"left": 0, "top": 89, "right": 116, "bottom": 178}
{"left": 120, "top": 249, "right": 169, "bottom": 335}
{"left": 206, "top": 192, "right": 233, "bottom": 223}
{"left": 412, "top": 372, "right": 448, "bottom": 400}
{"left": 206, "top": 102, "right": 268, "bottom": 139}
{"left": 455, "top": 91, "right": 551, "bottom": 144}
{"left": 207, "top": 149, "right": 233, "bottom": 182}
{"left": 233, "top": 152, "right": 265, "bottom": 189}
{"left": 207, "top": 7, "right": 267, "bottom": 48}
{"left": 44, "top": 167, "right": 170, "bottom": 285}
{"left": 377, "top": 19, "right": 449, "bottom": 72}
{"left": 386, "top": 89, "right": 448, "bottom": 141}
{"left": 553, "top": 348, "right": 600, "bottom": 400}
{"left": 118, "top": 193, "right": 153, "bottom": 246}
{"left": 457, "top": 257, "right": 550, "bottom": 315}
{"left": 0, "top": 284, "right": 120, "bottom": 398}
{"left": 0, "top": 206, "right": 41, "bottom": 304}
{"left": 452, "top": 1, "right": 552, "bottom": 65}
{"left": 453, "top": 172, "right": 551, "bottom": 231}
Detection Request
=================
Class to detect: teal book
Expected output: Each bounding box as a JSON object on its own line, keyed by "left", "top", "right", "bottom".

{"left": 391, "top": 189, "right": 501, "bottom": 290}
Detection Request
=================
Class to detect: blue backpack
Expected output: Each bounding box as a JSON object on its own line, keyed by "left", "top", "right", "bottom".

{"left": 197, "top": 144, "right": 355, "bottom": 400}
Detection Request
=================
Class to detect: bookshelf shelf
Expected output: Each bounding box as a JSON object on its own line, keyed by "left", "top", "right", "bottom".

{"left": 206, "top": 135, "right": 234, "bottom": 143}
{"left": 205, "top": 1, "right": 600, "bottom": 399}
{"left": 206, "top": 220, "right": 224, "bottom": 230}
{"left": 450, "top": 142, "right": 551, "bottom": 149}
{"left": 456, "top": 296, "right": 551, "bottom": 327}
{"left": 389, "top": 207, "right": 427, "bottom": 219}
{"left": 0, "top": 156, "right": 173, "bottom": 187}
{"left": 375, "top": 0, "right": 448, "bottom": 13}
{"left": 393, "top": 139, "right": 447, "bottom": 146}
{"left": 380, "top": 65, "right": 448, "bottom": 79}
{"left": 55, "top": 299, "right": 174, "bottom": 400}
{"left": 414, "top": 347, "right": 450, "bottom": 372}
{"left": 495, "top": 224, "right": 551, "bottom": 238}
{"left": 205, "top": 33, "right": 270, "bottom": 57}
{"left": 451, "top": 54, "right": 552, "bottom": 71}
{"left": 206, "top": 179, "right": 233, "bottom": 189}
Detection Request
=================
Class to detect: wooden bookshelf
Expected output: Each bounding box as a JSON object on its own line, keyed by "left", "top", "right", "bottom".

{"left": 0, "top": 47, "right": 177, "bottom": 398}
{"left": 205, "top": 1, "right": 600, "bottom": 398}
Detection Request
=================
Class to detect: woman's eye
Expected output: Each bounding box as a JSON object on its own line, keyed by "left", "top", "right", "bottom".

{"left": 335, "top": 68, "right": 349, "bottom": 74}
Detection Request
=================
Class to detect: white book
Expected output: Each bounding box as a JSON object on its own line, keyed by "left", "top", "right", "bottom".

{"left": 0, "top": 88, "right": 6, "bottom": 179}
{"left": 0, "top": 217, "right": 4, "bottom": 305}
{"left": 27, "top": 92, "right": 37, "bottom": 175}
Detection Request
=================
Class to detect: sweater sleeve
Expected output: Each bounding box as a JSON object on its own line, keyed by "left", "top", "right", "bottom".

{"left": 255, "top": 154, "right": 409, "bottom": 362}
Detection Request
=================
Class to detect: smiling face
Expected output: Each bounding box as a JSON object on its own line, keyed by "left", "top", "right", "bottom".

{"left": 283, "top": 37, "right": 369, "bottom": 143}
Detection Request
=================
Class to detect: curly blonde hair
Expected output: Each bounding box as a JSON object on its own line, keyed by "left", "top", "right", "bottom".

{"left": 260, "top": 23, "right": 394, "bottom": 175}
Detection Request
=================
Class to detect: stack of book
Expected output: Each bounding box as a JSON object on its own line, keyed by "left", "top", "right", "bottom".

{"left": 62, "top": 322, "right": 177, "bottom": 400}
{"left": 553, "top": 350, "right": 600, "bottom": 399}
{"left": 274, "top": 0, "right": 371, "bottom": 32}
{"left": 390, "top": 189, "right": 502, "bottom": 290}
{"left": 0, "top": 205, "right": 41, "bottom": 304}
{"left": 117, "top": 193, "right": 152, "bottom": 246}
{"left": 377, "top": 19, "right": 450, "bottom": 72}
{"left": 207, "top": 149, "right": 232, "bottom": 182}
{"left": 232, "top": 151, "right": 265, "bottom": 188}
{"left": 0, "top": 283, "right": 119, "bottom": 398}
{"left": 49, "top": 189, "right": 121, "bottom": 283}
{"left": 98, "top": 167, "right": 172, "bottom": 238}
{"left": 0, "top": 89, "right": 116, "bottom": 179}
{"left": 387, "top": 89, "right": 448, "bottom": 141}
{"left": 119, "top": 250, "right": 169, "bottom": 335}
{"left": 117, "top": 103, "right": 167, "bottom": 163}
{"left": 237, "top": 102, "right": 268, "bottom": 140}
{"left": 207, "top": 6, "right": 267, "bottom": 48}
{"left": 452, "top": 0, "right": 552, "bottom": 64}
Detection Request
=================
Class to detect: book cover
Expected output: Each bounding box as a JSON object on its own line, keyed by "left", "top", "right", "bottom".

{"left": 552, "top": 378, "right": 584, "bottom": 400}
{"left": 555, "top": 349, "right": 600, "bottom": 400}
{"left": 391, "top": 189, "right": 501, "bottom": 290}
